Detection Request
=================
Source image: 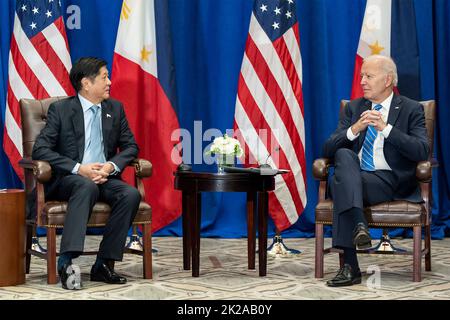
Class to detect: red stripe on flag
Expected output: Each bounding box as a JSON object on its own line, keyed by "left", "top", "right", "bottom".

{"left": 269, "top": 192, "right": 293, "bottom": 231}
{"left": 246, "top": 37, "right": 307, "bottom": 180}
{"left": 2, "top": 129, "right": 24, "bottom": 181}
{"left": 237, "top": 118, "right": 304, "bottom": 229}
{"left": 237, "top": 75, "right": 305, "bottom": 217}
{"left": 30, "top": 32, "right": 72, "bottom": 94}
{"left": 10, "top": 36, "right": 50, "bottom": 99}
{"left": 54, "top": 17, "right": 71, "bottom": 54}
{"left": 233, "top": 120, "right": 260, "bottom": 166}
{"left": 7, "top": 83, "right": 22, "bottom": 125}
{"left": 292, "top": 23, "right": 301, "bottom": 49}
{"left": 111, "top": 53, "right": 181, "bottom": 232}
{"left": 273, "top": 34, "right": 304, "bottom": 116}
{"left": 243, "top": 143, "right": 304, "bottom": 229}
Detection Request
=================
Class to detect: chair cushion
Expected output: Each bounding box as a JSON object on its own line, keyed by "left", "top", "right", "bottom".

{"left": 315, "top": 199, "right": 425, "bottom": 227}
{"left": 41, "top": 201, "right": 151, "bottom": 227}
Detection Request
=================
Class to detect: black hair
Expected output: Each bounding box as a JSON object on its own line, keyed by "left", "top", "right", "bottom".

{"left": 69, "top": 57, "right": 108, "bottom": 92}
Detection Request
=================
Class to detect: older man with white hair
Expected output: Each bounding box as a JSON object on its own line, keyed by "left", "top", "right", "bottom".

{"left": 322, "top": 55, "right": 429, "bottom": 287}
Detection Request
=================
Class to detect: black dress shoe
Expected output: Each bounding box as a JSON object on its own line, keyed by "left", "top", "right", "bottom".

{"left": 90, "top": 262, "right": 127, "bottom": 284}
{"left": 353, "top": 222, "right": 372, "bottom": 249}
{"left": 59, "top": 262, "right": 82, "bottom": 290}
{"left": 326, "top": 264, "right": 362, "bottom": 287}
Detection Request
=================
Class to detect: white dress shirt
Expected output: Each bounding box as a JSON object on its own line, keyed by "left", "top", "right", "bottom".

{"left": 346, "top": 92, "right": 394, "bottom": 171}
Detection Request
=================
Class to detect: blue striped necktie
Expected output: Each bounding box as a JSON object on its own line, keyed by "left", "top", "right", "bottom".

{"left": 83, "top": 105, "right": 106, "bottom": 164}
{"left": 360, "top": 104, "right": 382, "bottom": 171}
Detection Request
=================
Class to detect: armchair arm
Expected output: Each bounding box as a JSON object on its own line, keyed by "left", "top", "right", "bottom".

{"left": 312, "top": 158, "right": 333, "bottom": 181}
{"left": 129, "top": 158, "right": 152, "bottom": 200}
{"left": 19, "top": 159, "right": 50, "bottom": 226}
{"left": 417, "top": 160, "right": 434, "bottom": 225}
{"left": 19, "top": 159, "right": 52, "bottom": 183}
{"left": 130, "top": 158, "right": 152, "bottom": 178}
{"left": 416, "top": 160, "right": 432, "bottom": 183}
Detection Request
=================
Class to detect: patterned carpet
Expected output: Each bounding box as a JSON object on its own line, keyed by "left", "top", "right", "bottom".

{"left": 1, "top": 236, "right": 449, "bottom": 300}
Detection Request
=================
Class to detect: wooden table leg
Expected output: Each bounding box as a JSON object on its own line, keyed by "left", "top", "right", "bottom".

{"left": 182, "top": 192, "right": 190, "bottom": 270}
{"left": 247, "top": 192, "right": 256, "bottom": 270}
{"left": 258, "top": 191, "right": 268, "bottom": 276}
{"left": 191, "top": 192, "right": 201, "bottom": 277}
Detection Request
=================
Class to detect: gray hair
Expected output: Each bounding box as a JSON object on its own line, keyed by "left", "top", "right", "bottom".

{"left": 363, "top": 55, "right": 398, "bottom": 86}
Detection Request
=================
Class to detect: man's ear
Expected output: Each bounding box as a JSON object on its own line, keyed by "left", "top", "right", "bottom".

{"left": 385, "top": 74, "right": 393, "bottom": 88}
{"left": 80, "top": 77, "right": 90, "bottom": 91}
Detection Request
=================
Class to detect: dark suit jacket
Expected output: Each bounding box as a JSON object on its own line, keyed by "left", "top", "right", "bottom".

{"left": 322, "top": 95, "right": 429, "bottom": 202}
{"left": 32, "top": 96, "right": 138, "bottom": 195}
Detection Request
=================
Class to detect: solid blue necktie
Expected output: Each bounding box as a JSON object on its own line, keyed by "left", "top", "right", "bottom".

{"left": 360, "top": 104, "right": 382, "bottom": 171}
{"left": 83, "top": 105, "right": 106, "bottom": 164}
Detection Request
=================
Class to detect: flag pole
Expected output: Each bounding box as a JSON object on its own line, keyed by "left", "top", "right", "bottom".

{"left": 368, "top": 229, "right": 406, "bottom": 253}
{"left": 125, "top": 225, "right": 158, "bottom": 253}
{"left": 31, "top": 227, "right": 47, "bottom": 254}
{"left": 267, "top": 229, "right": 301, "bottom": 257}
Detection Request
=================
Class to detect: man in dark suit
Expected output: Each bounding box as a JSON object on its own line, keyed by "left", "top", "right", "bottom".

{"left": 32, "top": 57, "right": 141, "bottom": 290}
{"left": 322, "top": 55, "right": 429, "bottom": 287}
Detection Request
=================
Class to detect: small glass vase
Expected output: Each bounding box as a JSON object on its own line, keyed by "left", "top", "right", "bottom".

{"left": 216, "top": 153, "right": 235, "bottom": 174}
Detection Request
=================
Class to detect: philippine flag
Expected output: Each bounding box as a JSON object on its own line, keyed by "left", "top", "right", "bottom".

{"left": 350, "top": 0, "right": 421, "bottom": 100}
{"left": 111, "top": 0, "right": 181, "bottom": 231}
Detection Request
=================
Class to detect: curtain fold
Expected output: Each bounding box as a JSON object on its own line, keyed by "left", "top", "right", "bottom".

{"left": 0, "top": 0, "right": 448, "bottom": 238}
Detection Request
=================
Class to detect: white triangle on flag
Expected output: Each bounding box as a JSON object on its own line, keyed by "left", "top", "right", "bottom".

{"left": 114, "top": 0, "right": 158, "bottom": 77}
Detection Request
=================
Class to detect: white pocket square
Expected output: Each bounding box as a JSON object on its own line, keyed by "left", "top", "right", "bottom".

{"left": 106, "top": 113, "right": 112, "bottom": 118}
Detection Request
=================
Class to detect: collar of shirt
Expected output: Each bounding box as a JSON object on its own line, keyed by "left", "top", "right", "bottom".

{"left": 78, "top": 94, "right": 101, "bottom": 113}
{"left": 372, "top": 91, "right": 394, "bottom": 114}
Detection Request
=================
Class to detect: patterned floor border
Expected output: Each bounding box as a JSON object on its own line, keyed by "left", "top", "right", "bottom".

{"left": 1, "top": 236, "right": 449, "bottom": 300}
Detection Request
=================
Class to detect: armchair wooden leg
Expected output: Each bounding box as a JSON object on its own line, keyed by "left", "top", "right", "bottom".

{"left": 47, "top": 227, "right": 57, "bottom": 284}
{"left": 413, "top": 225, "right": 422, "bottom": 282}
{"left": 425, "top": 224, "right": 431, "bottom": 271}
{"left": 142, "top": 223, "right": 152, "bottom": 279}
{"left": 25, "top": 224, "right": 33, "bottom": 274}
{"left": 315, "top": 222, "right": 324, "bottom": 278}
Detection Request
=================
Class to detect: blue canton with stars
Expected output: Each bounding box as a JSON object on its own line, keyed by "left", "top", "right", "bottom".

{"left": 253, "top": 0, "right": 298, "bottom": 42}
{"left": 16, "top": 0, "right": 63, "bottom": 39}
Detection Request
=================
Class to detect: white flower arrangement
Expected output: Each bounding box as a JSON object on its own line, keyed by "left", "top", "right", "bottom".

{"left": 207, "top": 134, "right": 243, "bottom": 157}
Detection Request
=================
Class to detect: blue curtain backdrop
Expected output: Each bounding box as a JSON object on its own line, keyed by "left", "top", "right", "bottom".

{"left": 1, "top": 0, "right": 449, "bottom": 239}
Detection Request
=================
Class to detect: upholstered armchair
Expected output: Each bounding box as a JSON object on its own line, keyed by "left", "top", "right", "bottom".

{"left": 19, "top": 97, "right": 153, "bottom": 284}
{"left": 313, "top": 100, "right": 435, "bottom": 282}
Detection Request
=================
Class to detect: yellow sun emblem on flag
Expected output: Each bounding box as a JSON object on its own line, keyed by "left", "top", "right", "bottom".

{"left": 369, "top": 40, "right": 385, "bottom": 55}
{"left": 141, "top": 46, "right": 152, "bottom": 62}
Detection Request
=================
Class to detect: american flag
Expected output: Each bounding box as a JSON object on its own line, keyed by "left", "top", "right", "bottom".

{"left": 234, "top": 0, "right": 306, "bottom": 231}
{"left": 3, "top": 0, "right": 73, "bottom": 180}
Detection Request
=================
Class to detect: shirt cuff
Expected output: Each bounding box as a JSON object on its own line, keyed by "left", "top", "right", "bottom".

{"left": 107, "top": 161, "right": 121, "bottom": 176}
{"left": 72, "top": 163, "right": 80, "bottom": 175}
{"left": 347, "top": 127, "right": 359, "bottom": 141}
{"left": 381, "top": 124, "right": 393, "bottom": 138}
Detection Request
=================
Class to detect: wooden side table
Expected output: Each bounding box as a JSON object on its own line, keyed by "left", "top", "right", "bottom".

{"left": 174, "top": 172, "right": 275, "bottom": 277}
{"left": 0, "top": 189, "right": 26, "bottom": 286}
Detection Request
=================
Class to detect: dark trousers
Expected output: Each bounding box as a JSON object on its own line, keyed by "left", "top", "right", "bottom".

{"left": 48, "top": 175, "right": 141, "bottom": 261}
{"left": 330, "top": 149, "right": 396, "bottom": 248}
